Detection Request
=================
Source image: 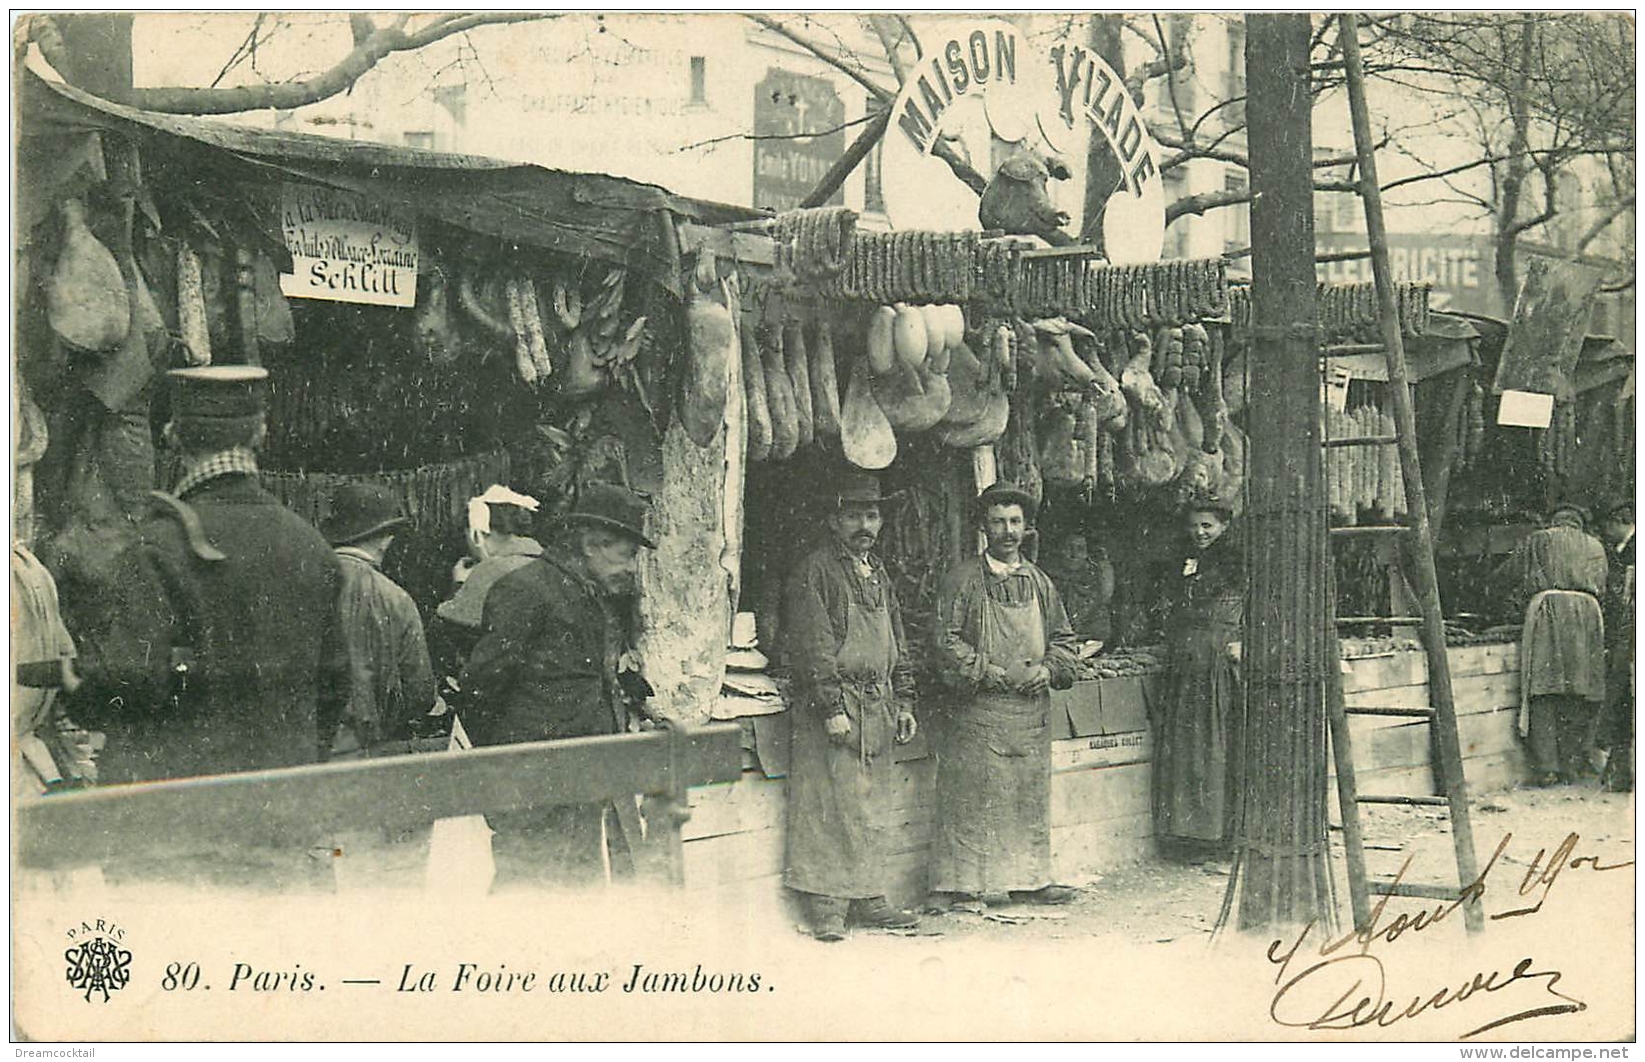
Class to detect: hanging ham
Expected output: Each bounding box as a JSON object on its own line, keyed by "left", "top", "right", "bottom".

{"left": 49, "top": 199, "right": 129, "bottom": 352}
{"left": 841, "top": 360, "right": 897, "bottom": 470}
{"left": 680, "top": 276, "right": 735, "bottom": 447}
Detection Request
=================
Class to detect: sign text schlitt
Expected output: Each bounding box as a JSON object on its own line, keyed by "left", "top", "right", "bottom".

{"left": 279, "top": 184, "right": 419, "bottom": 308}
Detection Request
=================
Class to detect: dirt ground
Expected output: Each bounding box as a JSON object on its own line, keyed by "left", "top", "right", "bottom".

{"left": 870, "top": 782, "right": 1635, "bottom": 947}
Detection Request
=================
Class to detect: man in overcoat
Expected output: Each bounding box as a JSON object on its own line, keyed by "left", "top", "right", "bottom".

{"left": 1494, "top": 503, "right": 1609, "bottom": 786}
{"left": 781, "top": 471, "right": 920, "bottom": 941}
{"left": 70, "top": 365, "right": 350, "bottom": 785}
{"left": 456, "top": 481, "right": 656, "bottom": 887}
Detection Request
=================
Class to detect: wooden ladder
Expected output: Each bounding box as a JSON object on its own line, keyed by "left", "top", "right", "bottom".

{"left": 1320, "top": 13, "right": 1484, "bottom": 933}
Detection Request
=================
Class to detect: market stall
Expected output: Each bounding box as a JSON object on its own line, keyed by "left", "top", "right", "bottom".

{"left": 17, "top": 70, "right": 766, "bottom": 715}
{"left": 17, "top": 65, "right": 1556, "bottom": 901}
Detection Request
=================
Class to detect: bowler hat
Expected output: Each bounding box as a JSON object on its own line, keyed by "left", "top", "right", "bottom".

{"left": 1550, "top": 502, "right": 1592, "bottom": 530}
{"left": 323, "top": 483, "right": 408, "bottom": 546}
{"left": 168, "top": 365, "right": 268, "bottom": 419}
{"left": 829, "top": 470, "right": 900, "bottom": 509}
{"left": 561, "top": 482, "right": 656, "bottom": 549}
{"left": 976, "top": 482, "right": 1038, "bottom": 522}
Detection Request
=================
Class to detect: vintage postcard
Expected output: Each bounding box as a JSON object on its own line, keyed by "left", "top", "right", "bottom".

{"left": 11, "top": 11, "right": 1635, "bottom": 1044}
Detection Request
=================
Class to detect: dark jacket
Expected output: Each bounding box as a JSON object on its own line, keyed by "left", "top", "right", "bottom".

{"left": 456, "top": 555, "right": 623, "bottom": 745}
{"left": 334, "top": 549, "right": 436, "bottom": 742}
{"left": 72, "top": 474, "right": 349, "bottom": 783}
{"left": 781, "top": 542, "right": 918, "bottom": 717}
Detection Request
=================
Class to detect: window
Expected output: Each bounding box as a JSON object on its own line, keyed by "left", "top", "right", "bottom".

{"left": 1162, "top": 167, "right": 1190, "bottom": 258}
{"left": 1225, "top": 21, "right": 1246, "bottom": 128}
{"left": 689, "top": 56, "right": 708, "bottom": 106}
{"left": 403, "top": 130, "right": 435, "bottom": 151}
{"left": 863, "top": 95, "right": 885, "bottom": 214}
{"left": 1224, "top": 169, "right": 1250, "bottom": 253}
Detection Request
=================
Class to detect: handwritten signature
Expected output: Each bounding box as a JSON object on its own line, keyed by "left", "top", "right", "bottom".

{"left": 1265, "top": 831, "right": 1632, "bottom": 1039}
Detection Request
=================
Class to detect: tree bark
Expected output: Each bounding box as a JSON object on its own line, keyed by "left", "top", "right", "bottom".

{"left": 1492, "top": 20, "right": 1537, "bottom": 312}
{"left": 1079, "top": 15, "right": 1127, "bottom": 246}
{"left": 1226, "top": 13, "right": 1334, "bottom": 934}
{"left": 44, "top": 14, "right": 135, "bottom": 102}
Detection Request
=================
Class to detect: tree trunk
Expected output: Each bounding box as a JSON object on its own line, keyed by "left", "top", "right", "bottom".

{"left": 1493, "top": 20, "right": 1538, "bottom": 312}
{"left": 47, "top": 14, "right": 135, "bottom": 102}
{"left": 1079, "top": 14, "right": 1127, "bottom": 247}
{"left": 1225, "top": 13, "right": 1334, "bottom": 934}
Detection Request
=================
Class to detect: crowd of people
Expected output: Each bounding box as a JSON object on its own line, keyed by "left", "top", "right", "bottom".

{"left": 11, "top": 364, "right": 1634, "bottom": 942}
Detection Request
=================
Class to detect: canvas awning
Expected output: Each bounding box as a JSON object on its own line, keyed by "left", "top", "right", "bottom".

{"left": 1324, "top": 312, "right": 1481, "bottom": 382}
{"left": 19, "top": 70, "right": 766, "bottom": 296}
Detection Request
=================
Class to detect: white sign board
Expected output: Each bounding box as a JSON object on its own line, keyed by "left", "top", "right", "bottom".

{"left": 878, "top": 19, "right": 1163, "bottom": 263}
{"left": 1496, "top": 389, "right": 1555, "bottom": 429}
{"left": 279, "top": 184, "right": 419, "bottom": 307}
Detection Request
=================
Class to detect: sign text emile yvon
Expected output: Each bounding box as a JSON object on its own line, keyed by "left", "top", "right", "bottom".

{"left": 280, "top": 184, "right": 419, "bottom": 308}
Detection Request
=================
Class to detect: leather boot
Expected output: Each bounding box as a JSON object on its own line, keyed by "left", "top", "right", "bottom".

{"left": 808, "top": 894, "right": 849, "bottom": 942}
{"left": 851, "top": 895, "right": 919, "bottom": 929}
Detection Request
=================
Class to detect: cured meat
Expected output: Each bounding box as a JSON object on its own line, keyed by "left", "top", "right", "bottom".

{"left": 866, "top": 306, "right": 897, "bottom": 375}
{"left": 49, "top": 199, "right": 129, "bottom": 352}
{"left": 1038, "top": 402, "right": 1082, "bottom": 485}
{"left": 1120, "top": 329, "right": 1167, "bottom": 422}
{"left": 809, "top": 318, "right": 842, "bottom": 438}
{"left": 940, "top": 339, "right": 991, "bottom": 427}
{"left": 504, "top": 279, "right": 539, "bottom": 387}
{"left": 176, "top": 241, "right": 211, "bottom": 366}
{"left": 563, "top": 331, "right": 603, "bottom": 397}
{"left": 762, "top": 323, "right": 800, "bottom": 460}
{"left": 783, "top": 319, "right": 815, "bottom": 447}
{"left": 681, "top": 279, "right": 735, "bottom": 446}
{"left": 250, "top": 252, "right": 294, "bottom": 348}
{"left": 840, "top": 360, "right": 897, "bottom": 469}
{"left": 891, "top": 304, "right": 928, "bottom": 368}
{"left": 872, "top": 361, "right": 952, "bottom": 433}
{"left": 741, "top": 315, "right": 773, "bottom": 463}
{"left": 936, "top": 390, "right": 1009, "bottom": 448}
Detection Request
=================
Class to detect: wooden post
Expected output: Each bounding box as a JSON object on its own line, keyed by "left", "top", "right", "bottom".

{"left": 800, "top": 109, "right": 891, "bottom": 210}
{"left": 1225, "top": 13, "right": 1335, "bottom": 933}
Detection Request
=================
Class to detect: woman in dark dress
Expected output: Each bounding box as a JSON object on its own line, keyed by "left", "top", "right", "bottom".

{"left": 1151, "top": 501, "right": 1245, "bottom": 861}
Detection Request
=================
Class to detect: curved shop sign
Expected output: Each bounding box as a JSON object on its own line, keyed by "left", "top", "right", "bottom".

{"left": 881, "top": 20, "right": 1163, "bottom": 264}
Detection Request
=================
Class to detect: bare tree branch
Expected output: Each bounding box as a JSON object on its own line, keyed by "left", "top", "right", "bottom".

{"left": 41, "top": 12, "right": 559, "bottom": 114}
{"left": 1574, "top": 196, "right": 1636, "bottom": 254}
{"left": 745, "top": 14, "right": 893, "bottom": 102}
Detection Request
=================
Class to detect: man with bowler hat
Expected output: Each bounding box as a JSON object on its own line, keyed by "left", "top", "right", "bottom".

{"left": 322, "top": 482, "right": 435, "bottom": 755}
{"left": 781, "top": 470, "right": 920, "bottom": 941}
{"left": 68, "top": 366, "right": 350, "bottom": 791}
{"left": 456, "top": 481, "right": 657, "bottom": 887}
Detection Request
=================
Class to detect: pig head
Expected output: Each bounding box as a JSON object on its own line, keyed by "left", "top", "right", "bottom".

{"left": 978, "top": 150, "right": 1074, "bottom": 246}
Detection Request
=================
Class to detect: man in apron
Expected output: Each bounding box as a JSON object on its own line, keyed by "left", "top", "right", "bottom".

{"left": 1493, "top": 503, "right": 1608, "bottom": 786}
{"left": 782, "top": 471, "right": 920, "bottom": 941}
{"left": 932, "top": 483, "right": 1080, "bottom": 907}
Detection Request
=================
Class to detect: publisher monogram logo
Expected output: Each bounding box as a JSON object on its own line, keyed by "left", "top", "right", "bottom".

{"left": 64, "top": 919, "right": 132, "bottom": 1003}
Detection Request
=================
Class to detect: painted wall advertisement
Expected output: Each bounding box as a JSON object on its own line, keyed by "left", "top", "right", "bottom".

{"left": 280, "top": 184, "right": 420, "bottom": 308}
{"left": 1316, "top": 231, "right": 1498, "bottom": 316}
{"left": 752, "top": 69, "right": 845, "bottom": 213}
